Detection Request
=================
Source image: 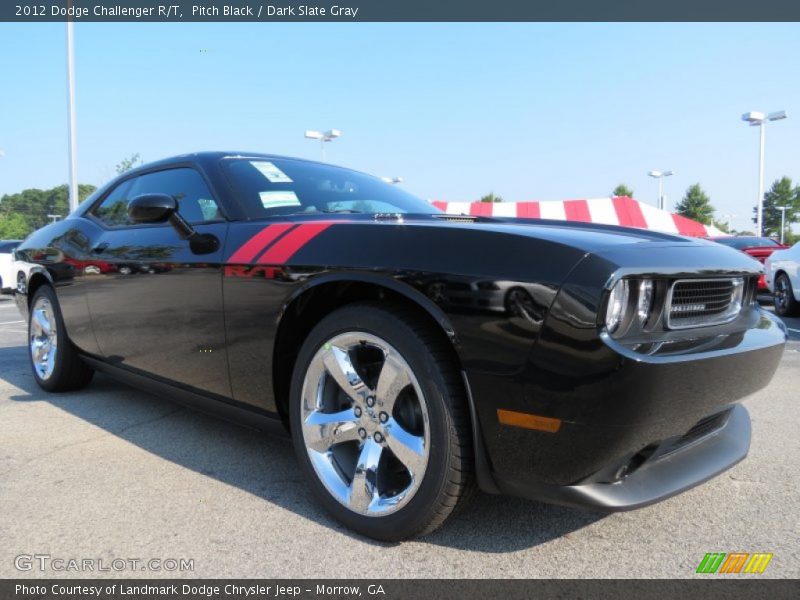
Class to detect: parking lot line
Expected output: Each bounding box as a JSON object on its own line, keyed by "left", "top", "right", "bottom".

{"left": 0, "top": 321, "right": 24, "bottom": 326}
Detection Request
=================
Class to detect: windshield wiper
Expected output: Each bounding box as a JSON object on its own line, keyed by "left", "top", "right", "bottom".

{"left": 320, "top": 209, "right": 363, "bottom": 213}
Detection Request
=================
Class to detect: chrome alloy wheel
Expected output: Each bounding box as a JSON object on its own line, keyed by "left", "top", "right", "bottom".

{"left": 29, "top": 296, "right": 58, "bottom": 381}
{"left": 300, "top": 332, "right": 430, "bottom": 516}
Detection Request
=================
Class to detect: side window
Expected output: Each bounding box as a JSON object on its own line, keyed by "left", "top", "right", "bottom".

{"left": 91, "top": 179, "right": 135, "bottom": 227}
{"left": 91, "top": 168, "right": 221, "bottom": 227}
{"left": 129, "top": 169, "right": 221, "bottom": 224}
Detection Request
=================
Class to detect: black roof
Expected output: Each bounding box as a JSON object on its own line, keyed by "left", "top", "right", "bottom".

{"left": 123, "top": 151, "right": 327, "bottom": 177}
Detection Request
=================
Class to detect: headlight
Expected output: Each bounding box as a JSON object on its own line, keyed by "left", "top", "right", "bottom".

{"left": 637, "top": 279, "right": 654, "bottom": 326}
{"left": 605, "top": 279, "right": 630, "bottom": 334}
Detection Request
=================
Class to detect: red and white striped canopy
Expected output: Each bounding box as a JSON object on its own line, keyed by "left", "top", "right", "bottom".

{"left": 430, "top": 196, "right": 726, "bottom": 238}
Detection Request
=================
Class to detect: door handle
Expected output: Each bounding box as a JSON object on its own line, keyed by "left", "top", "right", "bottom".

{"left": 91, "top": 242, "right": 109, "bottom": 254}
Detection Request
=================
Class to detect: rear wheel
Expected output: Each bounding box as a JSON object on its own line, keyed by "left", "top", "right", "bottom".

{"left": 28, "top": 285, "right": 94, "bottom": 392}
{"left": 774, "top": 273, "right": 800, "bottom": 317}
{"left": 289, "top": 302, "right": 473, "bottom": 541}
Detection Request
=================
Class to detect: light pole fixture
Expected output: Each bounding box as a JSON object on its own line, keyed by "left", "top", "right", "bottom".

{"left": 742, "top": 109, "right": 787, "bottom": 237}
{"left": 647, "top": 170, "right": 673, "bottom": 210}
{"left": 304, "top": 129, "right": 341, "bottom": 162}
{"left": 381, "top": 176, "right": 403, "bottom": 185}
{"left": 775, "top": 205, "right": 790, "bottom": 244}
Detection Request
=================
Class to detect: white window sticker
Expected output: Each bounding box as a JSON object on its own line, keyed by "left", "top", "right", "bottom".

{"left": 251, "top": 161, "right": 293, "bottom": 183}
{"left": 259, "top": 191, "right": 301, "bottom": 209}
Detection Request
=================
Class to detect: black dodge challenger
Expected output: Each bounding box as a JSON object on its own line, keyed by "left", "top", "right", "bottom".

{"left": 14, "top": 152, "right": 786, "bottom": 540}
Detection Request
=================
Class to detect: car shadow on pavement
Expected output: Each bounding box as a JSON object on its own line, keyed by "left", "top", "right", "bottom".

{"left": 0, "top": 344, "right": 603, "bottom": 552}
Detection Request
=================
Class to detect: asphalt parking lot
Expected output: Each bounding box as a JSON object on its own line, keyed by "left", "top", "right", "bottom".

{"left": 0, "top": 294, "right": 798, "bottom": 579}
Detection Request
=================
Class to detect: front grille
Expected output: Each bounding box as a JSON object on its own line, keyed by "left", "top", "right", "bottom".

{"left": 666, "top": 278, "right": 744, "bottom": 329}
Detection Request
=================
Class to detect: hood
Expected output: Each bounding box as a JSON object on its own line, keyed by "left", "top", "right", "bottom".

{"left": 404, "top": 214, "right": 700, "bottom": 254}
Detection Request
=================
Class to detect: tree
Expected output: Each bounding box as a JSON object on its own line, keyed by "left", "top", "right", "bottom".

{"left": 480, "top": 192, "right": 503, "bottom": 203}
{"left": 0, "top": 213, "right": 29, "bottom": 238}
{"left": 0, "top": 184, "right": 96, "bottom": 233}
{"left": 676, "top": 184, "right": 714, "bottom": 225}
{"left": 712, "top": 219, "right": 730, "bottom": 233}
{"left": 115, "top": 153, "right": 142, "bottom": 174}
{"left": 612, "top": 184, "right": 634, "bottom": 197}
{"left": 752, "top": 176, "right": 799, "bottom": 238}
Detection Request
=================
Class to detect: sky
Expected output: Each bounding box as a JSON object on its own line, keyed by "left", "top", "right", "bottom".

{"left": 0, "top": 22, "right": 798, "bottom": 232}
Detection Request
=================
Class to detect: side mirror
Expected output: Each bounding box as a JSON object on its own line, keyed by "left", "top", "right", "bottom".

{"left": 128, "top": 193, "right": 177, "bottom": 223}
{"left": 127, "top": 192, "right": 219, "bottom": 255}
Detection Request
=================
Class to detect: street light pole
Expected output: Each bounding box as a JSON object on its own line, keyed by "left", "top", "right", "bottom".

{"left": 758, "top": 121, "right": 766, "bottom": 238}
{"left": 742, "top": 110, "right": 787, "bottom": 237}
{"left": 775, "top": 205, "right": 790, "bottom": 244}
{"left": 722, "top": 213, "right": 736, "bottom": 232}
{"left": 647, "top": 170, "right": 673, "bottom": 210}
{"left": 66, "top": 22, "right": 79, "bottom": 213}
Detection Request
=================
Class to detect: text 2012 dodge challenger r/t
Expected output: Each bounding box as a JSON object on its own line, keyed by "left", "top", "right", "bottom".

{"left": 14, "top": 152, "right": 786, "bottom": 540}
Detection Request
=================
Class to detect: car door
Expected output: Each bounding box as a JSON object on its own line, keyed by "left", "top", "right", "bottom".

{"left": 85, "top": 166, "right": 231, "bottom": 398}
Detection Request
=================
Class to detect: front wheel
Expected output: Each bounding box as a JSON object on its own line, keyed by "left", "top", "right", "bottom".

{"left": 289, "top": 302, "right": 473, "bottom": 541}
{"left": 774, "top": 273, "right": 800, "bottom": 317}
{"left": 28, "top": 285, "right": 94, "bottom": 392}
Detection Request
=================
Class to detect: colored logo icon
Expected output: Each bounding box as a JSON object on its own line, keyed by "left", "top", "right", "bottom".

{"left": 696, "top": 552, "right": 773, "bottom": 574}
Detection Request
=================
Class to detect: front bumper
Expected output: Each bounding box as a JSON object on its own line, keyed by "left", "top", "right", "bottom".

{"left": 471, "top": 304, "right": 785, "bottom": 510}
{"left": 493, "top": 404, "right": 750, "bottom": 511}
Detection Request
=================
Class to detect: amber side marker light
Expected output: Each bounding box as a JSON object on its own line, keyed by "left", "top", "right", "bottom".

{"left": 497, "top": 409, "right": 562, "bottom": 433}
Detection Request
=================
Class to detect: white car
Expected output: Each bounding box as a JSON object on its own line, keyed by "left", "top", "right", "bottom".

{"left": 765, "top": 242, "right": 800, "bottom": 316}
{"left": 0, "top": 240, "right": 22, "bottom": 294}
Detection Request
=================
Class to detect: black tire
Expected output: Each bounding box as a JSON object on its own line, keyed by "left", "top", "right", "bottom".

{"left": 28, "top": 285, "right": 94, "bottom": 392}
{"left": 289, "top": 301, "right": 474, "bottom": 541}
{"left": 774, "top": 273, "right": 800, "bottom": 317}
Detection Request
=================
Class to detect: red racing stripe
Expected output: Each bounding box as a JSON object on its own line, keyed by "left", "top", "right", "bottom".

{"left": 431, "top": 201, "right": 448, "bottom": 212}
{"left": 612, "top": 196, "right": 647, "bottom": 228}
{"left": 258, "top": 222, "right": 333, "bottom": 264}
{"left": 469, "top": 202, "right": 494, "bottom": 216}
{"left": 563, "top": 199, "right": 591, "bottom": 222}
{"left": 228, "top": 223, "right": 296, "bottom": 264}
{"left": 517, "top": 202, "right": 541, "bottom": 219}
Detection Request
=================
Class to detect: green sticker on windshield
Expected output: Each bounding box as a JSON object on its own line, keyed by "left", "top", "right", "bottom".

{"left": 259, "top": 191, "right": 301, "bottom": 209}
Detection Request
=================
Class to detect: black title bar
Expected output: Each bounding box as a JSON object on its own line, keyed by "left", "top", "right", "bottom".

{"left": 3, "top": 0, "right": 800, "bottom": 22}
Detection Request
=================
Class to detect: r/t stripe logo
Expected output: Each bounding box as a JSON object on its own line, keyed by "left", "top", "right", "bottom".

{"left": 696, "top": 552, "right": 773, "bottom": 574}
{"left": 227, "top": 222, "right": 334, "bottom": 266}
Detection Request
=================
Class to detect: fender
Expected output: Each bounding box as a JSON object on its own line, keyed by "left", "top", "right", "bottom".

{"left": 20, "top": 265, "right": 53, "bottom": 297}
{"left": 275, "top": 269, "right": 501, "bottom": 494}
{"left": 276, "top": 270, "right": 459, "bottom": 345}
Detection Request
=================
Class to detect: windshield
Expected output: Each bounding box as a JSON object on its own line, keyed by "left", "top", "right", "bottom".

{"left": 714, "top": 236, "right": 781, "bottom": 249}
{"left": 222, "top": 158, "right": 438, "bottom": 218}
